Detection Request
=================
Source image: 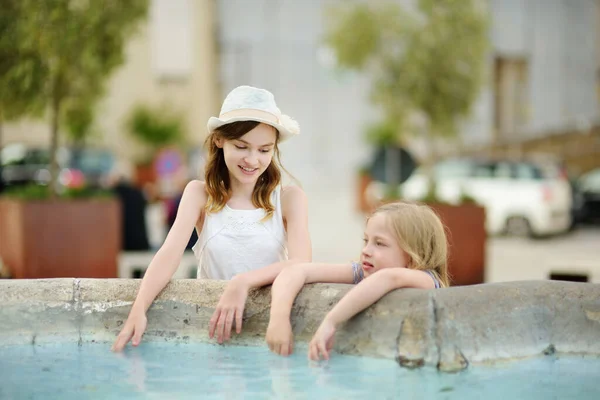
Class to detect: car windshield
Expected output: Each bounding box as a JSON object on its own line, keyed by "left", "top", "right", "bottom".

{"left": 512, "top": 162, "right": 545, "bottom": 180}
{"left": 580, "top": 169, "right": 600, "bottom": 192}
{"left": 69, "top": 150, "right": 113, "bottom": 174}
{"left": 431, "top": 159, "right": 546, "bottom": 180}
{"left": 1, "top": 147, "right": 50, "bottom": 166}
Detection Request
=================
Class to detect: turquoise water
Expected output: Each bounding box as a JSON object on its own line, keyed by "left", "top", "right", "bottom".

{"left": 1, "top": 342, "right": 599, "bottom": 399}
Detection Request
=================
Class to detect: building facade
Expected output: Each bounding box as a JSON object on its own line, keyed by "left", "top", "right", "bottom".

{"left": 215, "top": 0, "right": 600, "bottom": 182}
{"left": 5, "top": 0, "right": 599, "bottom": 183}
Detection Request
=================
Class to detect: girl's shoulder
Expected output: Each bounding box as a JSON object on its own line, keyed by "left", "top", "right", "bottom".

{"left": 185, "top": 179, "right": 206, "bottom": 193}
{"left": 280, "top": 185, "right": 308, "bottom": 216}
{"left": 281, "top": 184, "right": 305, "bottom": 197}
{"left": 181, "top": 180, "right": 208, "bottom": 207}
{"left": 280, "top": 185, "right": 307, "bottom": 205}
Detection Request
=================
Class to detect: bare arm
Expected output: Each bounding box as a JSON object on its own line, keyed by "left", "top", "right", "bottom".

{"left": 281, "top": 185, "right": 312, "bottom": 263}
{"left": 209, "top": 185, "right": 312, "bottom": 342}
{"left": 112, "top": 180, "right": 205, "bottom": 351}
{"left": 265, "top": 262, "right": 354, "bottom": 355}
{"left": 130, "top": 180, "right": 206, "bottom": 312}
{"left": 308, "top": 268, "right": 435, "bottom": 360}
{"left": 270, "top": 263, "right": 355, "bottom": 320}
{"left": 323, "top": 268, "right": 435, "bottom": 327}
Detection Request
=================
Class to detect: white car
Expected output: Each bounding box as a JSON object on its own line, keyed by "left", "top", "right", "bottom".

{"left": 368, "top": 158, "right": 572, "bottom": 237}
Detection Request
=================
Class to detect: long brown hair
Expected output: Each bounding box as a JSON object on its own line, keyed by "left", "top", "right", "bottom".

{"left": 204, "top": 121, "right": 283, "bottom": 219}
{"left": 371, "top": 201, "right": 451, "bottom": 287}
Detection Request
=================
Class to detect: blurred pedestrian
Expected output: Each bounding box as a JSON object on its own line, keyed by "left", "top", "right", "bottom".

{"left": 107, "top": 161, "right": 150, "bottom": 251}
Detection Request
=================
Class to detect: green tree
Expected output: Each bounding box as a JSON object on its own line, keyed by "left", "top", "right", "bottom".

{"left": 7, "top": 0, "right": 149, "bottom": 196}
{"left": 126, "top": 104, "right": 185, "bottom": 164}
{"left": 0, "top": 0, "right": 47, "bottom": 179}
{"left": 63, "top": 94, "right": 98, "bottom": 148}
{"left": 325, "top": 0, "right": 489, "bottom": 190}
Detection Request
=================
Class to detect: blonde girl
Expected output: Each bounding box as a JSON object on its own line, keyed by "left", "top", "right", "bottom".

{"left": 266, "top": 201, "right": 449, "bottom": 360}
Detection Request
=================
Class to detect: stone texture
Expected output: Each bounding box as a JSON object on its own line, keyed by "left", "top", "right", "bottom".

{"left": 433, "top": 282, "right": 553, "bottom": 365}
{"left": 1, "top": 278, "right": 599, "bottom": 371}
{"left": 1, "top": 278, "right": 74, "bottom": 303}
{"left": 0, "top": 279, "right": 78, "bottom": 345}
{"left": 546, "top": 282, "right": 600, "bottom": 354}
{"left": 431, "top": 281, "right": 600, "bottom": 370}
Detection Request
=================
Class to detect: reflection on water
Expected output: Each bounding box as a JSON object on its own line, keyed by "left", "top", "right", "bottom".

{"left": 1, "top": 341, "right": 599, "bottom": 399}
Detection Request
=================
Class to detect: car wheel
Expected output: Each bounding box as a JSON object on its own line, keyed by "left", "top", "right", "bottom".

{"left": 505, "top": 216, "right": 532, "bottom": 237}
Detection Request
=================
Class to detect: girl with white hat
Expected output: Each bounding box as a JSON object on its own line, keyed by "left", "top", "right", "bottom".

{"left": 112, "top": 85, "right": 312, "bottom": 351}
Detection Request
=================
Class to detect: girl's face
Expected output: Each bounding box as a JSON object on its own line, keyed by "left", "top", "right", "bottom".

{"left": 217, "top": 123, "right": 277, "bottom": 186}
{"left": 361, "top": 213, "right": 410, "bottom": 277}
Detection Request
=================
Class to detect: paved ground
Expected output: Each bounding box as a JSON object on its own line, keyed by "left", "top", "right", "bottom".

{"left": 486, "top": 225, "right": 600, "bottom": 284}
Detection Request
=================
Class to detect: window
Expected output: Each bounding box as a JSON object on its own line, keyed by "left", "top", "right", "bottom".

{"left": 494, "top": 57, "right": 529, "bottom": 140}
{"left": 434, "top": 160, "right": 472, "bottom": 179}
{"left": 513, "top": 163, "right": 543, "bottom": 180}
{"left": 472, "top": 162, "right": 519, "bottom": 179}
{"left": 150, "top": 0, "right": 193, "bottom": 81}
{"left": 472, "top": 163, "right": 496, "bottom": 178}
{"left": 580, "top": 170, "right": 600, "bottom": 192}
{"left": 494, "top": 163, "right": 512, "bottom": 179}
{"left": 24, "top": 149, "right": 50, "bottom": 165}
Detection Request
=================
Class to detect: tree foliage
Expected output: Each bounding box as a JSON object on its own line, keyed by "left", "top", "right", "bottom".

{"left": 0, "top": 0, "right": 149, "bottom": 195}
{"left": 126, "top": 104, "right": 185, "bottom": 162}
{"left": 325, "top": 0, "right": 489, "bottom": 143}
{"left": 0, "top": 0, "right": 47, "bottom": 121}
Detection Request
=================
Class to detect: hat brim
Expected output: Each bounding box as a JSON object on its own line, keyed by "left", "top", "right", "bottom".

{"left": 207, "top": 116, "right": 296, "bottom": 141}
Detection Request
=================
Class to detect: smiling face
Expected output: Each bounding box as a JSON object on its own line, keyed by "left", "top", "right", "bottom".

{"left": 360, "top": 213, "right": 410, "bottom": 277}
{"left": 216, "top": 123, "right": 278, "bottom": 186}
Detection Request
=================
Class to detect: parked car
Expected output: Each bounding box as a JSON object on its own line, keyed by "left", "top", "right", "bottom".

{"left": 1, "top": 143, "right": 115, "bottom": 190}
{"left": 368, "top": 158, "right": 573, "bottom": 237}
{"left": 572, "top": 168, "right": 600, "bottom": 225}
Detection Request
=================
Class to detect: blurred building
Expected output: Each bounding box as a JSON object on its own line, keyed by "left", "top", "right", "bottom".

{"left": 3, "top": 0, "right": 219, "bottom": 165}
{"left": 462, "top": 0, "right": 600, "bottom": 175}
{"left": 483, "top": 1, "right": 598, "bottom": 143}
{"left": 4, "top": 0, "right": 600, "bottom": 183}
{"left": 214, "top": 0, "right": 374, "bottom": 185}
{"left": 214, "top": 0, "right": 600, "bottom": 182}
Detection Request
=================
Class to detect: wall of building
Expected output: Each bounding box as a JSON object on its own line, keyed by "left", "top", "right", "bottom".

{"left": 5, "top": 0, "right": 598, "bottom": 182}
{"left": 215, "top": 0, "right": 600, "bottom": 179}
{"left": 215, "top": 0, "right": 376, "bottom": 185}
{"left": 487, "top": 0, "right": 599, "bottom": 138}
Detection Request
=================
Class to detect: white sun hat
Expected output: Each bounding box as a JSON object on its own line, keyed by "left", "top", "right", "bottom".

{"left": 207, "top": 85, "right": 300, "bottom": 141}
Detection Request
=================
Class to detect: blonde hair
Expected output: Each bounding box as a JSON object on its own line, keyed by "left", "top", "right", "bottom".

{"left": 204, "top": 121, "right": 283, "bottom": 219}
{"left": 371, "top": 201, "right": 450, "bottom": 287}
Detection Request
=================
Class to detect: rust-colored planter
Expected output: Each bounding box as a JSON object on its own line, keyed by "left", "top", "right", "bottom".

{"left": 135, "top": 163, "right": 156, "bottom": 188}
{"left": 357, "top": 173, "right": 373, "bottom": 214}
{"left": 0, "top": 198, "right": 120, "bottom": 279}
{"left": 428, "top": 203, "right": 486, "bottom": 286}
{"left": 365, "top": 200, "right": 486, "bottom": 286}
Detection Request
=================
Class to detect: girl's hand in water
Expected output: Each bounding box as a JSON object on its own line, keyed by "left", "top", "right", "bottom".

{"left": 111, "top": 308, "right": 148, "bottom": 352}
{"left": 308, "top": 318, "right": 336, "bottom": 361}
{"left": 266, "top": 317, "right": 294, "bottom": 356}
{"left": 209, "top": 276, "right": 249, "bottom": 343}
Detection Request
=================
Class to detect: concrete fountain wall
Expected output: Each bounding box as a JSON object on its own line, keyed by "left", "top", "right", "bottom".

{"left": 1, "top": 279, "right": 599, "bottom": 372}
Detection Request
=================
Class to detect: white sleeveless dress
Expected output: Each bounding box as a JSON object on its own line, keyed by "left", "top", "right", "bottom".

{"left": 192, "top": 186, "right": 288, "bottom": 280}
